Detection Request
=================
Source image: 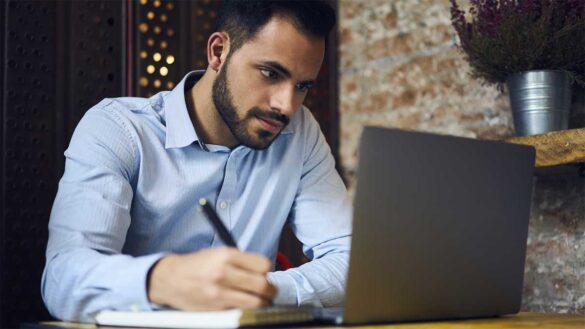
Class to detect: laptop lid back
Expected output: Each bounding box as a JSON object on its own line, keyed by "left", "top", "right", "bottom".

{"left": 343, "top": 127, "right": 535, "bottom": 324}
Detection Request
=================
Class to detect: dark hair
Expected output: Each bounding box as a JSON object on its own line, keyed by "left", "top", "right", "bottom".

{"left": 215, "top": 0, "right": 336, "bottom": 54}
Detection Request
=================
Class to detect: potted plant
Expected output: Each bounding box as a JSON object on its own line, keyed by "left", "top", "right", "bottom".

{"left": 450, "top": 0, "right": 585, "bottom": 136}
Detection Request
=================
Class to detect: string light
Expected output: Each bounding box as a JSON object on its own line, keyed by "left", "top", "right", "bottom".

{"left": 138, "top": 0, "right": 179, "bottom": 95}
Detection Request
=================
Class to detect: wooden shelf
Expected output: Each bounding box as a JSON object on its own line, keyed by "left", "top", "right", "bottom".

{"left": 506, "top": 128, "right": 585, "bottom": 168}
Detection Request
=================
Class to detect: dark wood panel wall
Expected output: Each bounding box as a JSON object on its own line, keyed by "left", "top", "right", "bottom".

{"left": 0, "top": 1, "right": 338, "bottom": 327}
{"left": 1, "top": 1, "right": 126, "bottom": 327}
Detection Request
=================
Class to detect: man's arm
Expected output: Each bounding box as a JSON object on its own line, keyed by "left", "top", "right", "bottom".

{"left": 267, "top": 109, "right": 352, "bottom": 307}
{"left": 42, "top": 104, "right": 275, "bottom": 322}
{"left": 42, "top": 104, "right": 165, "bottom": 321}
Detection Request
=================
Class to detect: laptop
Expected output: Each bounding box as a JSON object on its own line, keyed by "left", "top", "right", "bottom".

{"left": 95, "top": 127, "right": 536, "bottom": 328}
{"left": 329, "top": 126, "right": 535, "bottom": 325}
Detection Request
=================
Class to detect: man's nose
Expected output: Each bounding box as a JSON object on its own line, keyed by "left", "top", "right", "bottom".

{"left": 270, "top": 84, "right": 298, "bottom": 116}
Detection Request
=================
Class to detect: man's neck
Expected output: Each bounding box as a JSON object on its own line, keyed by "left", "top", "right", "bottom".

{"left": 186, "top": 70, "right": 238, "bottom": 148}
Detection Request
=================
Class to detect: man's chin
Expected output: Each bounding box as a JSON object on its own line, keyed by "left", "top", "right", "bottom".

{"left": 241, "top": 130, "right": 279, "bottom": 150}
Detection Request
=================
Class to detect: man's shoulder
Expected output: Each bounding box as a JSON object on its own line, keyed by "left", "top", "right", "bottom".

{"left": 74, "top": 94, "right": 169, "bottom": 148}
{"left": 89, "top": 94, "right": 164, "bottom": 121}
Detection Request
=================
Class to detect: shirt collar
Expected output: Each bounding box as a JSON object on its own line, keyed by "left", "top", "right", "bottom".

{"left": 164, "top": 70, "right": 204, "bottom": 149}
{"left": 163, "top": 70, "right": 294, "bottom": 150}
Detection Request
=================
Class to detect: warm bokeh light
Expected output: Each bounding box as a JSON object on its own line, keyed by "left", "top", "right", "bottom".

{"left": 147, "top": 38, "right": 154, "bottom": 47}
{"left": 167, "top": 81, "right": 175, "bottom": 89}
{"left": 166, "top": 55, "right": 175, "bottom": 64}
{"left": 167, "top": 29, "right": 175, "bottom": 37}
{"left": 140, "top": 0, "right": 147, "bottom": 5}
{"left": 153, "top": 0, "right": 161, "bottom": 8}
{"left": 160, "top": 14, "right": 168, "bottom": 23}
{"left": 140, "top": 51, "right": 148, "bottom": 59}
{"left": 147, "top": 65, "right": 155, "bottom": 74}
{"left": 153, "top": 53, "right": 162, "bottom": 62}
{"left": 153, "top": 26, "right": 161, "bottom": 35}
{"left": 160, "top": 67, "right": 169, "bottom": 76}
{"left": 147, "top": 11, "right": 155, "bottom": 20}
{"left": 139, "top": 77, "right": 149, "bottom": 87}
{"left": 139, "top": 23, "right": 148, "bottom": 33}
{"left": 166, "top": 2, "right": 174, "bottom": 10}
{"left": 154, "top": 79, "right": 161, "bottom": 88}
{"left": 160, "top": 41, "right": 168, "bottom": 49}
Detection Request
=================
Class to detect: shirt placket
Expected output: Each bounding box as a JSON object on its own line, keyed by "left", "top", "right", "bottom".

{"left": 214, "top": 148, "right": 240, "bottom": 245}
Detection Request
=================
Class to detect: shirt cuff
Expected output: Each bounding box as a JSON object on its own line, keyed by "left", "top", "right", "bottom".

{"left": 267, "top": 270, "right": 299, "bottom": 305}
{"left": 114, "top": 252, "right": 169, "bottom": 311}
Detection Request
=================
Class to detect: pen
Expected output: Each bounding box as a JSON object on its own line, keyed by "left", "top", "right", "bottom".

{"left": 199, "top": 198, "right": 238, "bottom": 247}
{"left": 199, "top": 198, "right": 275, "bottom": 306}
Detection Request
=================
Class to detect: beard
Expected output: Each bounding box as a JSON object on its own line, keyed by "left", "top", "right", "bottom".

{"left": 211, "top": 59, "right": 290, "bottom": 150}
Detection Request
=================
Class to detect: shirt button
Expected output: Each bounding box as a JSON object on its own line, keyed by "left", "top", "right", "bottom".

{"left": 219, "top": 201, "right": 227, "bottom": 209}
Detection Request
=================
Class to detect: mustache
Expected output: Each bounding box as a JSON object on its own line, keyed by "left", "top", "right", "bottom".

{"left": 247, "top": 107, "right": 290, "bottom": 125}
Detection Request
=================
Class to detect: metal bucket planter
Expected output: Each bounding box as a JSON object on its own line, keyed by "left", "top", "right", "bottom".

{"left": 507, "top": 70, "right": 572, "bottom": 136}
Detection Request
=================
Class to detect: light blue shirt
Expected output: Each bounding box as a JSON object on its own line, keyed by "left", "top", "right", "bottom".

{"left": 42, "top": 71, "right": 352, "bottom": 322}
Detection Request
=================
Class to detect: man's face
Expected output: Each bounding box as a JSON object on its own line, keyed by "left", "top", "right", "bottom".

{"left": 212, "top": 16, "right": 325, "bottom": 150}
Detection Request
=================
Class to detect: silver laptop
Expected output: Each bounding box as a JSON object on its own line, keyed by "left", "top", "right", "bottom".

{"left": 324, "top": 126, "right": 535, "bottom": 325}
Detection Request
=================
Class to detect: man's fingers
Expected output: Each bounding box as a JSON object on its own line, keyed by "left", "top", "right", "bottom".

{"left": 150, "top": 249, "right": 277, "bottom": 311}
{"left": 177, "top": 286, "right": 267, "bottom": 311}
{"left": 216, "top": 265, "right": 277, "bottom": 299}
{"left": 216, "top": 288, "right": 271, "bottom": 309}
{"left": 216, "top": 248, "right": 273, "bottom": 273}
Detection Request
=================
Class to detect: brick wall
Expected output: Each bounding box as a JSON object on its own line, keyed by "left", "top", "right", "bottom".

{"left": 338, "top": 0, "right": 584, "bottom": 313}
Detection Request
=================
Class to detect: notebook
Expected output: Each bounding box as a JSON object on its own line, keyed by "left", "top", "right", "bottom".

{"left": 95, "top": 127, "right": 535, "bottom": 328}
{"left": 95, "top": 306, "right": 318, "bottom": 328}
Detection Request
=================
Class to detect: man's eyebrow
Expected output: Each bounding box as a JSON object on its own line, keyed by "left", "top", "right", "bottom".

{"left": 262, "top": 61, "right": 316, "bottom": 85}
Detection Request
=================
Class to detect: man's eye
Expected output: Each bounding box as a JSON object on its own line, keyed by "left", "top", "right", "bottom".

{"left": 260, "top": 69, "right": 279, "bottom": 80}
{"left": 296, "top": 82, "right": 313, "bottom": 92}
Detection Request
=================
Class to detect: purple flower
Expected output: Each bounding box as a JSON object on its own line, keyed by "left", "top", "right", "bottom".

{"left": 449, "top": 0, "right": 585, "bottom": 85}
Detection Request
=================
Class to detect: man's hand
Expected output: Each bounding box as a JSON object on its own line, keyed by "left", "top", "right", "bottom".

{"left": 147, "top": 248, "right": 277, "bottom": 310}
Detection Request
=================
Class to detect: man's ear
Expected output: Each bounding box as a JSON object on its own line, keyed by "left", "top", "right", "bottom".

{"left": 207, "top": 32, "right": 230, "bottom": 72}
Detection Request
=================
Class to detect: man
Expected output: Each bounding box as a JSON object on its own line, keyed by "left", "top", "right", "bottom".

{"left": 42, "top": 0, "right": 351, "bottom": 322}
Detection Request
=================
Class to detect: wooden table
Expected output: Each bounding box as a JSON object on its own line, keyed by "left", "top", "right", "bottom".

{"left": 23, "top": 313, "right": 585, "bottom": 329}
